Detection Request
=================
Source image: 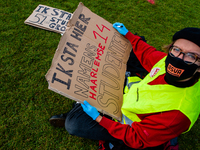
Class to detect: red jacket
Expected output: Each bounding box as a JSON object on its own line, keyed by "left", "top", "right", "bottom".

{"left": 99, "top": 31, "right": 190, "bottom": 149}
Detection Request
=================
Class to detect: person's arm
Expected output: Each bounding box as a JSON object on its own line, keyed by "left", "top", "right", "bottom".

{"left": 95, "top": 115, "right": 103, "bottom": 123}
{"left": 80, "top": 100, "right": 190, "bottom": 149}
{"left": 99, "top": 110, "right": 190, "bottom": 149}
{"left": 125, "top": 31, "right": 166, "bottom": 72}
{"left": 113, "top": 22, "right": 166, "bottom": 72}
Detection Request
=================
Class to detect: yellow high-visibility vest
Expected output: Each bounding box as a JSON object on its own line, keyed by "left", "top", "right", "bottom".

{"left": 122, "top": 56, "right": 200, "bottom": 132}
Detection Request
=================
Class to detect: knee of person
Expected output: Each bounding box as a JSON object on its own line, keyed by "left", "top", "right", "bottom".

{"left": 65, "top": 116, "right": 77, "bottom": 135}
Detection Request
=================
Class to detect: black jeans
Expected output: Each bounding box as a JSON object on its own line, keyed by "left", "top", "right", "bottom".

{"left": 65, "top": 103, "right": 120, "bottom": 142}
{"left": 65, "top": 103, "right": 163, "bottom": 150}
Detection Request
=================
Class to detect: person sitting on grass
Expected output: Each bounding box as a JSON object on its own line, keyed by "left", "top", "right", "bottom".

{"left": 49, "top": 23, "right": 200, "bottom": 150}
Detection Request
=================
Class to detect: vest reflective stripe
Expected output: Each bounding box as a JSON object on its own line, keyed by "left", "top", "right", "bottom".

{"left": 122, "top": 56, "right": 200, "bottom": 132}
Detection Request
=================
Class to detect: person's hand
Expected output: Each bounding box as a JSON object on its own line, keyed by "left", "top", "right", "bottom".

{"left": 81, "top": 100, "right": 100, "bottom": 120}
{"left": 113, "top": 22, "right": 129, "bottom": 36}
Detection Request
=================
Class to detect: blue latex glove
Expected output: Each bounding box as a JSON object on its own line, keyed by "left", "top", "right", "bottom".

{"left": 113, "top": 22, "right": 129, "bottom": 36}
{"left": 81, "top": 101, "right": 100, "bottom": 120}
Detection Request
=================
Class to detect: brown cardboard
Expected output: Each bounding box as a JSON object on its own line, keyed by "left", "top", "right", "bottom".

{"left": 45, "top": 2, "right": 132, "bottom": 121}
{"left": 24, "top": 4, "right": 72, "bottom": 34}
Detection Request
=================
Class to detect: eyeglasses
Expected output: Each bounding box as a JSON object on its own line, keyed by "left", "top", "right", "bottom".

{"left": 169, "top": 45, "right": 200, "bottom": 65}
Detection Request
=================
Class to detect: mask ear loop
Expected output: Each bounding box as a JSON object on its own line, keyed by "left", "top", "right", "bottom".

{"left": 196, "top": 66, "right": 200, "bottom": 72}
{"left": 192, "top": 68, "right": 200, "bottom": 82}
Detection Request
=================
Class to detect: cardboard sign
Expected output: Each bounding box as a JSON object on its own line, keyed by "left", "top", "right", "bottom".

{"left": 45, "top": 2, "right": 132, "bottom": 120}
{"left": 24, "top": 4, "right": 72, "bottom": 34}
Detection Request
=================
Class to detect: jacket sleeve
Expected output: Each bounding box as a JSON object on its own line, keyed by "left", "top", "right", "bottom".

{"left": 125, "top": 31, "right": 166, "bottom": 72}
{"left": 99, "top": 110, "right": 190, "bottom": 149}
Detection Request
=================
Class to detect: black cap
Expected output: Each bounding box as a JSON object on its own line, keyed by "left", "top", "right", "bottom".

{"left": 173, "top": 27, "right": 200, "bottom": 47}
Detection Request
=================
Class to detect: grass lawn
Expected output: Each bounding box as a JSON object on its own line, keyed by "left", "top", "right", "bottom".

{"left": 1, "top": 0, "right": 200, "bottom": 149}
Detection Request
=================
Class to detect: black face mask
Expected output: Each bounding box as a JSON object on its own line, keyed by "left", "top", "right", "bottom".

{"left": 165, "top": 54, "right": 199, "bottom": 87}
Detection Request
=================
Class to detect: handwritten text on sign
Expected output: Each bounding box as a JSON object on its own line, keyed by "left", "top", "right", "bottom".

{"left": 45, "top": 2, "right": 132, "bottom": 120}
{"left": 51, "top": 13, "right": 129, "bottom": 115}
{"left": 24, "top": 4, "right": 72, "bottom": 34}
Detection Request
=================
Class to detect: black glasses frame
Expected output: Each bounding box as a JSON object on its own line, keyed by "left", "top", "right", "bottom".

{"left": 169, "top": 45, "right": 200, "bottom": 65}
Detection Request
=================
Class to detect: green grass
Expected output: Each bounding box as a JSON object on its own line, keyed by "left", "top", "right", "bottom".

{"left": 1, "top": 0, "right": 200, "bottom": 149}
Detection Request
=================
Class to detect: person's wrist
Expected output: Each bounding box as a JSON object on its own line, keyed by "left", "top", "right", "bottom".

{"left": 95, "top": 115, "right": 102, "bottom": 123}
{"left": 124, "top": 30, "right": 128, "bottom": 36}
